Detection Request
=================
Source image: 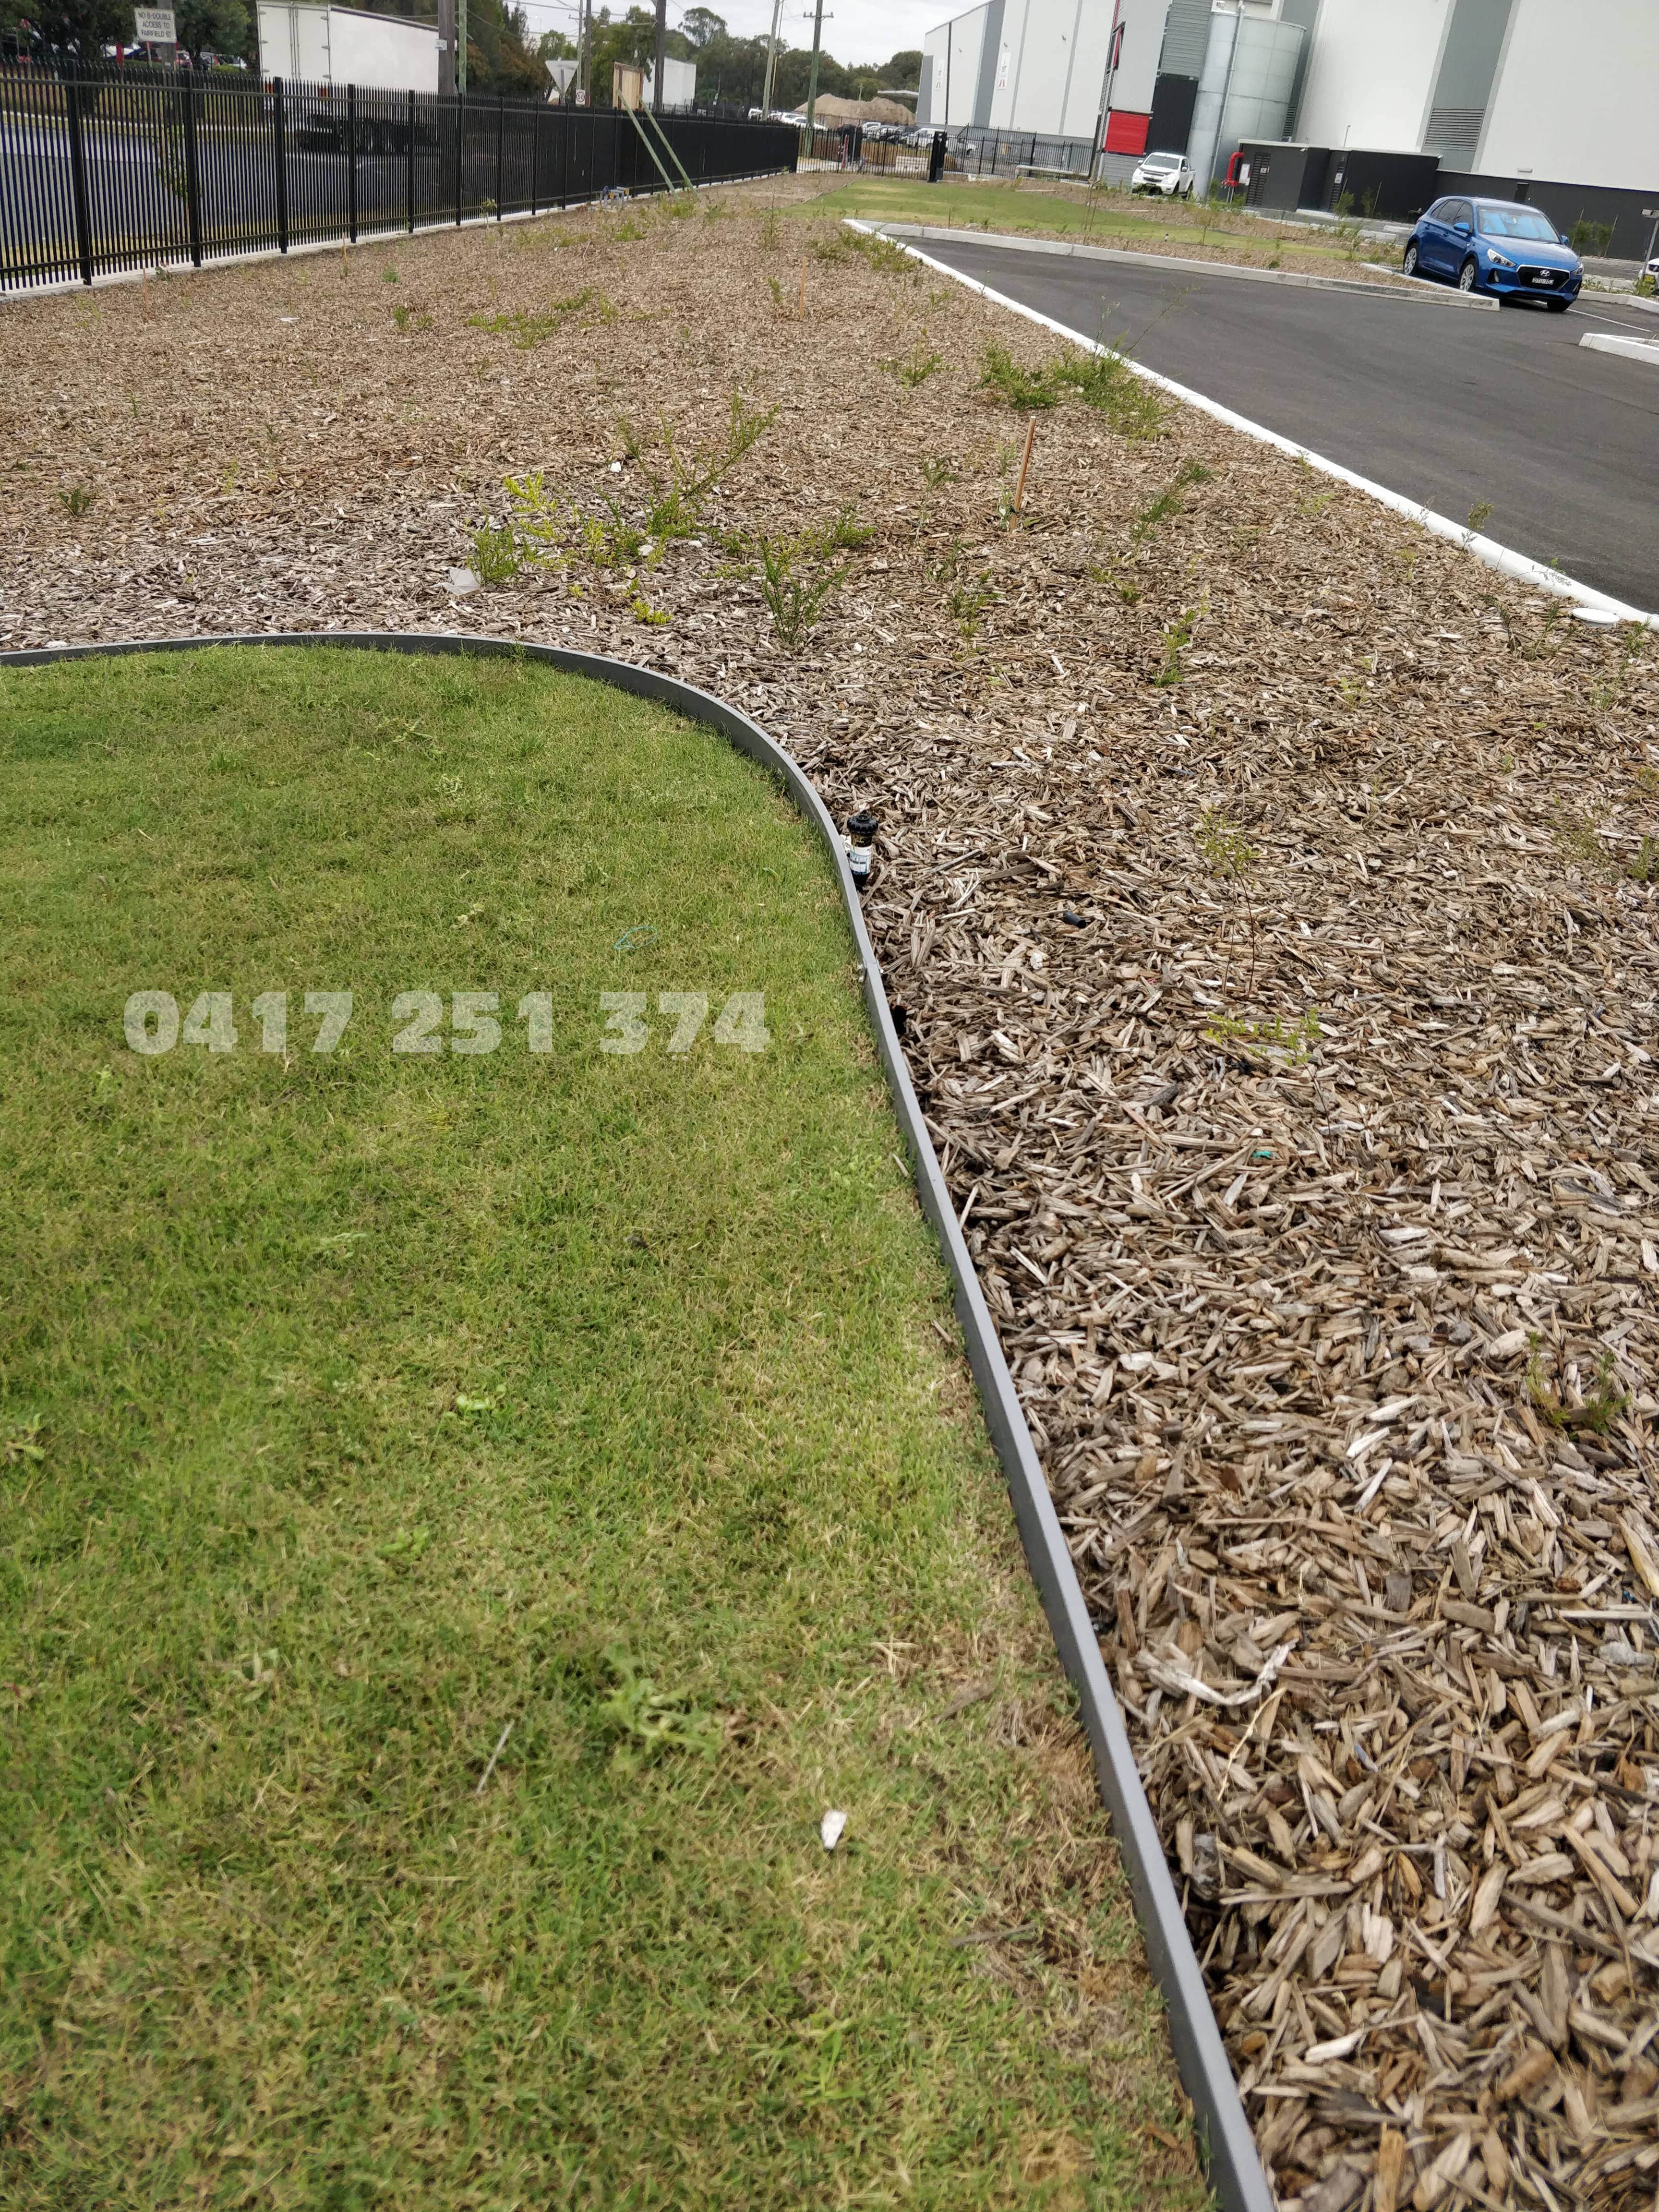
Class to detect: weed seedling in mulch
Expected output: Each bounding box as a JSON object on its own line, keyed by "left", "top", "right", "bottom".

{"left": 757, "top": 531, "right": 843, "bottom": 651}
{"left": 467, "top": 289, "right": 612, "bottom": 348}
{"left": 878, "top": 343, "right": 944, "bottom": 389}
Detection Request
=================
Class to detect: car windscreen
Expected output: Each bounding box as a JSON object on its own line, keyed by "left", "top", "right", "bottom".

{"left": 1142, "top": 156, "right": 1180, "bottom": 169}
{"left": 1478, "top": 206, "right": 1560, "bottom": 241}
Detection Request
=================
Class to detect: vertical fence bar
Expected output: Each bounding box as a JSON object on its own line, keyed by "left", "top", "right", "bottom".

{"left": 529, "top": 103, "right": 539, "bottom": 215}
{"left": 181, "top": 72, "right": 204, "bottom": 266}
{"left": 347, "top": 83, "right": 358, "bottom": 241}
{"left": 62, "top": 72, "right": 96, "bottom": 287}
{"left": 407, "top": 87, "right": 416, "bottom": 232}
{"left": 494, "top": 91, "right": 503, "bottom": 215}
{"left": 272, "top": 76, "right": 289, "bottom": 252}
{"left": 454, "top": 94, "right": 462, "bottom": 225}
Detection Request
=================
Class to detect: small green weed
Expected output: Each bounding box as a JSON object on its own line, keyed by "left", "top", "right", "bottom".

{"left": 979, "top": 343, "right": 1060, "bottom": 411}
{"left": 757, "top": 533, "right": 844, "bottom": 652}
{"left": 878, "top": 344, "right": 944, "bottom": 388}
{"left": 980, "top": 342, "right": 1164, "bottom": 434}
{"left": 58, "top": 483, "right": 97, "bottom": 518}
{"left": 1204, "top": 1009, "right": 1322, "bottom": 1063}
{"left": 1527, "top": 1343, "right": 1626, "bottom": 1436}
{"left": 1553, "top": 811, "right": 1620, "bottom": 878}
{"left": 467, "top": 289, "right": 610, "bottom": 347}
{"left": 1154, "top": 603, "right": 1201, "bottom": 687}
{"left": 391, "top": 302, "right": 433, "bottom": 333}
{"left": 1194, "top": 806, "right": 1253, "bottom": 879}
{"left": 598, "top": 1644, "right": 722, "bottom": 1767}
{"left": 1130, "top": 460, "right": 1211, "bottom": 543}
{"left": 948, "top": 571, "right": 997, "bottom": 641}
{"left": 469, "top": 522, "right": 525, "bottom": 587}
{"left": 760, "top": 204, "right": 780, "bottom": 248}
{"left": 813, "top": 502, "right": 875, "bottom": 553}
{"left": 1055, "top": 347, "right": 1166, "bottom": 438}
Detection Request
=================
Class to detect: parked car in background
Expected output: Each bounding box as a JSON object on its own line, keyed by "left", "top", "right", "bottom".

{"left": 1403, "top": 198, "right": 1583, "bottom": 309}
{"left": 1131, "top": 151, "right": 1194, "bottom": 197}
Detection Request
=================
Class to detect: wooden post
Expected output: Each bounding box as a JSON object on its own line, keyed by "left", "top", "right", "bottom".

{"left": 1013, "top": 416, "right": 1036, "bottom": 515}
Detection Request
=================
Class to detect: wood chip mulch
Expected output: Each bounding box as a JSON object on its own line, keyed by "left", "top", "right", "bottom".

{"left": 4, "top": 175, "right": 1659, "bottom": 2212}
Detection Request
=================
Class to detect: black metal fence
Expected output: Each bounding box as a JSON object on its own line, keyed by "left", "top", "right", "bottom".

{"left": 796, "top": 123, "right": 931, "bottom": 177}
{"left": 0, "top": 62, "right": 799, "bottom": 292}
{"left": 945, "top": 127, "right": 1096, "bottom": 181}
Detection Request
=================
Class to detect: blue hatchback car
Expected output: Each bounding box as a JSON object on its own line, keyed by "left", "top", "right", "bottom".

{"left": 1403, "top": 196, "right": 1583, "bottom": 308}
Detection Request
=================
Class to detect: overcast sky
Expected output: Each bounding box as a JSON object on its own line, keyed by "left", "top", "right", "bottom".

{"left": 511, "top": 0, "right": 945, "bottom": 74}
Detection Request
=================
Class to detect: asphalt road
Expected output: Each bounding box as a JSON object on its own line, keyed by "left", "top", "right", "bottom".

{"left": 914, "top": 235, "right": 1659, "bottom": 613}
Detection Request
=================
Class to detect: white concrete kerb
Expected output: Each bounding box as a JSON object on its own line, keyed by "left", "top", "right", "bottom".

{"left": 1580, "top": 331, "right": 1659, "bottom": 367}
{"left": 848, "top": 221, "right": 1658, "bottom": 631}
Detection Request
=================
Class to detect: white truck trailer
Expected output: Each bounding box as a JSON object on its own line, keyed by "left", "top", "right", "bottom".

{"left": 256, "top": 2, "right": 440, "bottom": 92}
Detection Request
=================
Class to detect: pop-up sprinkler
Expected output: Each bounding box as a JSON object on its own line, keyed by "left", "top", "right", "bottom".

{"left": 846, "top": 811, "right": 878, "bottom": 886}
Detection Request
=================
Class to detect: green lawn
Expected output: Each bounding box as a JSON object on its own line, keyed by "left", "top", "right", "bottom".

{"left": 796, "top": 176, "right": 1364, "bottom": 261}
{"left": 0, "top": 649, "right": 1200, "bottom": 2210}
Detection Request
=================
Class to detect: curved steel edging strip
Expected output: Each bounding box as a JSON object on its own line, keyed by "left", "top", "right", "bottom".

{"left": 0, "top": 629, "right": 1274, "bottom": 2212}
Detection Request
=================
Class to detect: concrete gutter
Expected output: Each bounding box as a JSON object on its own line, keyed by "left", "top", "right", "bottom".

{"left": 0, "top": 627, "right": 1279, "bottom": 2212}
{"left": 862, "top": 219, "right": 1497, "bottom": 308}
{"left": 867, "top": 224, "right": 1657, "bottom": 628}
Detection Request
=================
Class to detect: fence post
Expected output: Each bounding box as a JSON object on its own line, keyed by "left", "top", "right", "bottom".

{"left": 407, "top": 89, "right": 416, "bottom": 233}
{"left": 347, "top": 83, "right": 358, "bottom": 242}
{"left": 180, "top": 72, "right": 204, "bottom": 265}
{"left": 455, "top": 93, "right": 463, "bottom": 225}
{"left": 495, "top": 91, "right": 504, "bottom": 216}
{"left": 62, "top": 72, "right": 96, "bottom": 288}
{"left": 272, "top": 77, "right": 289, "bottom": 253}
{"left": 529, "top": 103, "right": 539, "bottom": 215}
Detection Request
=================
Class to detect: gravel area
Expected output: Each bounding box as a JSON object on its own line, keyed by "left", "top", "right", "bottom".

{"left": 5, "top": 175, "right": 1659, "bottom": 2212}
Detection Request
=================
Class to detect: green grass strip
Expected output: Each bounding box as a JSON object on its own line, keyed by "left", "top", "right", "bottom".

{"left": 0, "top": 648, "right": 1199, "bottom": 2209}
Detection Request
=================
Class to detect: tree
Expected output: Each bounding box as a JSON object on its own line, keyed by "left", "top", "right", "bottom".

{"left": 175, "top": 0, "right": 248, "bottom": 63}
{"left": 373, "top": 0, "right": 541, "bottom": 92}
{"left": 0, "top": 0, "right": 125, "bottom": 55}
{"left": 587, "top": 1, "right": 690, "bottom": 100}
{"left": 679, "top": 5, "right": 722, "bottom": 49}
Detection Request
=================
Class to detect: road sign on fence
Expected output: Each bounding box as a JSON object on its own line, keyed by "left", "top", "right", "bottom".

{"left": 133, "top": 7, "right": 177, "bottom": 39}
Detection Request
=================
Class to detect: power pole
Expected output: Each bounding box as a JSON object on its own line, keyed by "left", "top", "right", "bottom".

{"left": 456, "top": 0, "right": 468, "bottom": 93}
{"left": 804, "top": 0, "right": 825, "bottom": 134}
{"left": 438, "top": 0, "right": 455, "bottom": 96}
{"left": 652, "top": 0, "right": 667, "bottom": 111}
{"left": 761, "top": 0, "right": 783, "bottom": 113}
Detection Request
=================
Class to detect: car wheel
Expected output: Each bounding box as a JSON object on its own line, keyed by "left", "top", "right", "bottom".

{"left": 1457, "top": 257, "right": 1479, "bottom": 293}
{"left": 1402, "top": 242, "right": 1419, "bottom": 277}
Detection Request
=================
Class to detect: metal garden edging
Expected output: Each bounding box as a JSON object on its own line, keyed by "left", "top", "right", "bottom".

{"left": 0, "top": 629, "right": 1274, "bottom": 2212}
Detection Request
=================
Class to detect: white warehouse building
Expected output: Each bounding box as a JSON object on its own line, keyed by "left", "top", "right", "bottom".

{"left": 917, "top": 0, "right": 1659, "bottom": 236}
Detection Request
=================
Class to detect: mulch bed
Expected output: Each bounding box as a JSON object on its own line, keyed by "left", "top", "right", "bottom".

{"left": 5, "top": 173, "right": 1658, "bottom": 2212}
